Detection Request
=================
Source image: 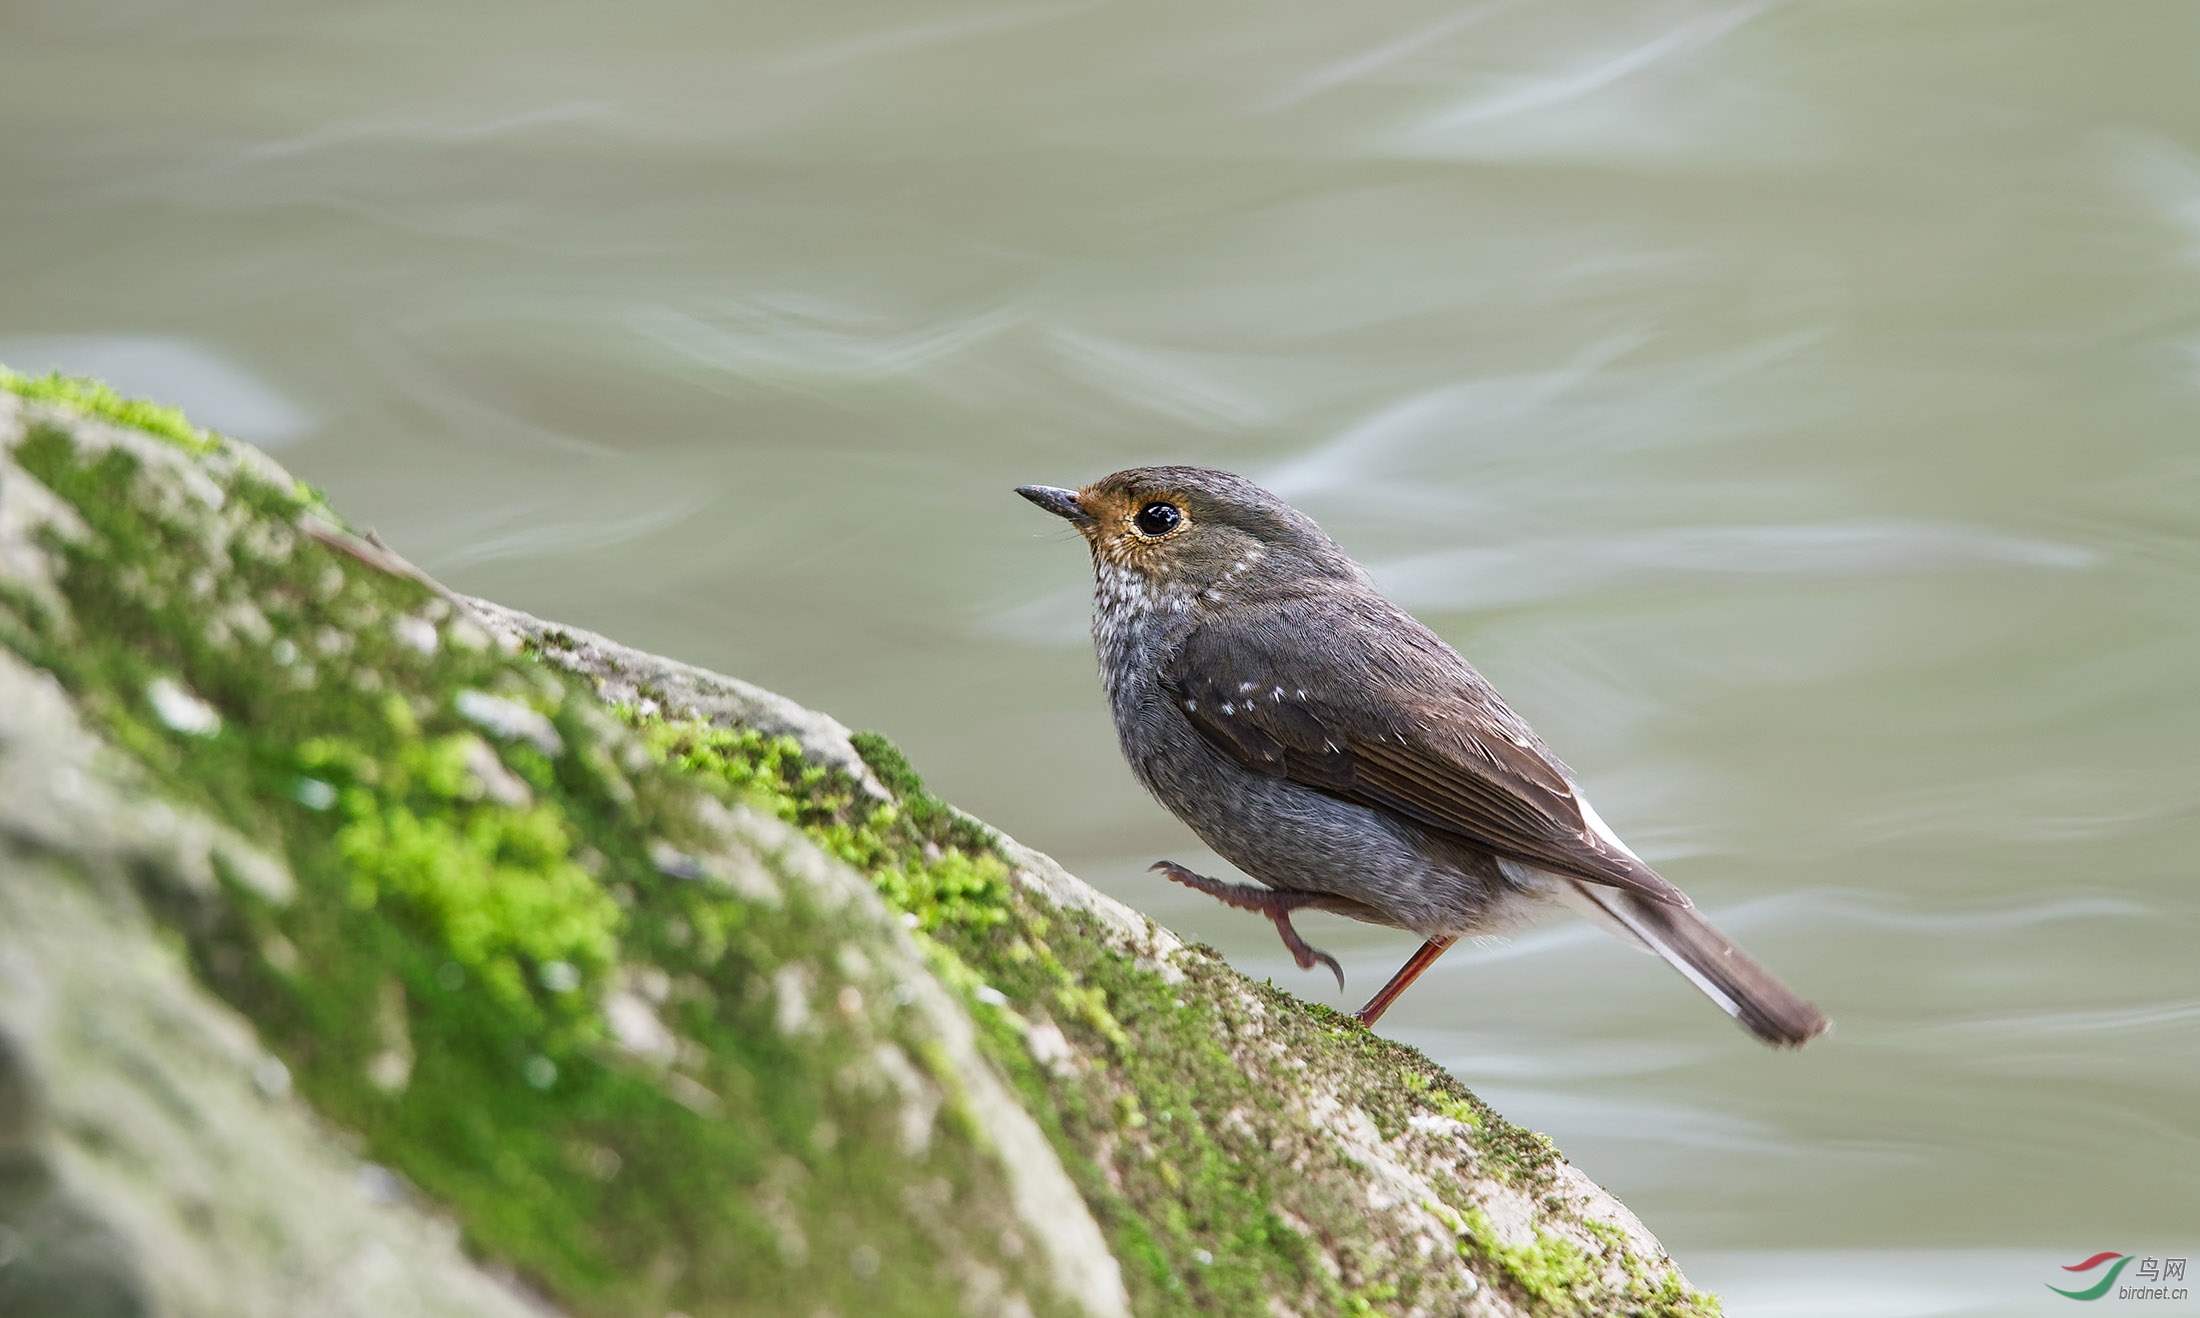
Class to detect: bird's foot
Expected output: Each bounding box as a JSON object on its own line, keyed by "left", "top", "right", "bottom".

{"left": 1149, "top": 860, "right": 1344, "bottom": 990}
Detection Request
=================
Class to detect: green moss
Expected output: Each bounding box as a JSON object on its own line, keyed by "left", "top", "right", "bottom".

{"left": 1581, "top": 1221, "right": 1725, "bottom": 1318}
{"left": 310, "top": 731, "right": 621, "bottom": 1019}
{"left": 2, "top": 396, "right": 1064, "bottom": 1318}
{"left": 850, "top": 729, "right": 925, "bottom": 797}
{"left": 1464, "top": 1208, "right": 1600, "bottom": 1315}
{"left": 3, "top": 367, "right": 338, "bottom": 517}
{"left": 1343, "top": 1281, "right": 1400, "bottom": 1316}
{"left": 627, "top": 719, "right": 1011, "bottom": 936}
{"left": 1664, "top": 1274, "right": 1725, "bottom": 1317}
{"left": 1398, "top": 1066, "right": 1481, "bottom": 1129}
{"left": 2, "top": 366, "right": 219, "bottom": 455}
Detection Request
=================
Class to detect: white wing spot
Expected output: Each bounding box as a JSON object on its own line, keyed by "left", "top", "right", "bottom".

{"left": 1238, "top": 681, "right": 1257, "bottom": 694}
{"left": 1221, "top": 702, "right": 1235, "bottom": 715}
{"left": 1184, "top": 700, "right": 1197, "bottom": 712}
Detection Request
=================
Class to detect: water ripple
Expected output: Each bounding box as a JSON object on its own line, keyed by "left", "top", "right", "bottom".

{"left": 243, "top": 100, "right": 624, "bottom": 162}
{"left": 427, "top": 494, "right": 714, "bottom": 571}
{"left": 1453, "top": 889, "right": 2150, "bottom": 969}
{"left": 773, "top": 1, "right": 1100, "bottom": 72}
{"left": 1911, "top": 997, "right": 2200, "bottom": 1040}
{"left": 1258, "top": 329, "right": 1825, "bottom": 517}
{"left": 1259, "top": 2, "right": 1522, "bottom": 111}
{"left": 1419, "top": 3, "right": 1770, "bottom": 133}
{"left": 1044, "top": 326, "right": 1283, "bottom": 431}
{"left": 628, "top": 297, "right": 1022, "bottom": 387}
{"left": 2108, "top": 129, "right": 2200, "bottom": 269}
{"left": 1368, "top": 520, "right": 2096, "bottom": 612}
{"left": 1259, "top": 331, "right": 1648, "bottom": 501}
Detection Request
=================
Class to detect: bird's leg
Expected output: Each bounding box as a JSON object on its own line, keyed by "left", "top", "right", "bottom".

{"left": 1149, "top": 861, "right": 1344, "bottom": 990}
{"left": 1351, "top": 936, "right": 1458, "bottom": 1028}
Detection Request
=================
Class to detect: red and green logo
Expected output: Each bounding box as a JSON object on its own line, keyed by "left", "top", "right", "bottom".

{"left": 2051, "top": 1253, "right": 2134, "bottom": 1301}
{"left": 2050, "top": 1252, "right": 2190, "bottom": 1301}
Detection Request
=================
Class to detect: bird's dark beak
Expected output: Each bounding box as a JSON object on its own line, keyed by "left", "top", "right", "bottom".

{"left": 1015, "top": 484, "right": 1091, "bottom": 526}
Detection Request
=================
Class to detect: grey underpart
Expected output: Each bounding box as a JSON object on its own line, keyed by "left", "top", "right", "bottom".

{"left": 1103, "top": 589, "right": 1544, "bottom": 941}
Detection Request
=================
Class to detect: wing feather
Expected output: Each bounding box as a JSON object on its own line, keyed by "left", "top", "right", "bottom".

{"left": 1161, "top": 601, "right": 1687, "bottom": 905}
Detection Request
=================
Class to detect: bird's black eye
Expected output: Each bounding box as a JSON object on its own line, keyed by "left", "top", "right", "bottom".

{"left": 1134, "top": 501, "right": 1182, "bottom": 536}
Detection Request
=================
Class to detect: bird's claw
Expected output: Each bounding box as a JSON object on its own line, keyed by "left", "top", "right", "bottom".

{"left": 1149, "top": 860, "right": 1344, "bottom": 991}
{"left": 1290, "top": 938, "right": 1346, "bottom": 992}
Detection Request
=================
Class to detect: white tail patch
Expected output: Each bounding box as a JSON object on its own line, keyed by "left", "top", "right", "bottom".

{"left": 1573, "top": 790, "right": 1644, "bottom": 862}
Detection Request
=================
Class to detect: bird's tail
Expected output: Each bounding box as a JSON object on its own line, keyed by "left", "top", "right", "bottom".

{"left": 1561, "top": 881, "right": 1829, "bottom": 1047}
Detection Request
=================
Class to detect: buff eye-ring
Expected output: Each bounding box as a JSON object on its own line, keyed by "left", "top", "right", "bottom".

{"left": 1134, "top": 501, "right": 1182, "bottom": 537}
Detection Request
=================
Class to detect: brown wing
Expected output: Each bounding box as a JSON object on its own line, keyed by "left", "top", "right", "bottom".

{"left": 1159, "top": 604, "right": 1688, "bottom": 906}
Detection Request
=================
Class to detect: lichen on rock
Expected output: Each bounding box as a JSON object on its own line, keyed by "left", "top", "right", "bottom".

{"left": 0, "top": 371, "right": 1721, "bottom": 1318}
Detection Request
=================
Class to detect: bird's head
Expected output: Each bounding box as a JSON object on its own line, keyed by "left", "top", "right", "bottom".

{"left": 1016, "top": 466, "right": 1357, "bottom": 603}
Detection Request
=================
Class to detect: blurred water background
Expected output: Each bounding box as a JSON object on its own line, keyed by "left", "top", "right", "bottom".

{"left": 5, "top": 3, "right": 2198, "bottom": 1312}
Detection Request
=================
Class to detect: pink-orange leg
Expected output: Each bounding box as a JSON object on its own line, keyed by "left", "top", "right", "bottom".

{"left": 1150, "top": 861, "right": 1344, "bottom": 989}
{"left": 1351, "top": 936, "right": 1458, "bottom": 1028}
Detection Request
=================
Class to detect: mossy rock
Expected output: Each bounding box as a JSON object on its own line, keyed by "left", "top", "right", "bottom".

{"left": 0, "top": 369, "right": 1721, "bottom": 1318}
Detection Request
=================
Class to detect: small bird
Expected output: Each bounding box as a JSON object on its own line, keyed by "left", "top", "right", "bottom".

{"left": 1017, "top": 467, "right": 1827, "bottom": 1045}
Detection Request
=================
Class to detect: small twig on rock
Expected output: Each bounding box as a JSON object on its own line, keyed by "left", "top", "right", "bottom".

{"left": 295, "top": 515, "right": 514, "bottom": 650}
